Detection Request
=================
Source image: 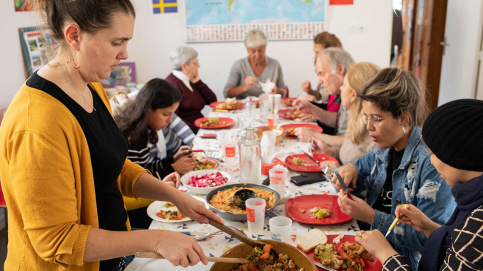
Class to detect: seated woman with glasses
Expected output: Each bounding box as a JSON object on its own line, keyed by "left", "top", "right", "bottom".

{"left": 330, "top": 67, "right": 456, "bottom": 270}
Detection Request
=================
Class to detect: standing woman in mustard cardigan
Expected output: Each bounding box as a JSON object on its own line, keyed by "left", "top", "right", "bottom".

{"left": 0, "top": 1, "right": 222, "bottom": 270}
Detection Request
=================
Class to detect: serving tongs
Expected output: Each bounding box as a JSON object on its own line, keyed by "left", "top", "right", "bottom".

{"left": 137, "top": 220, "right": 279, "bottom": 264}
{"left": 135, "top": 252, "right": 251, "bottom": 264}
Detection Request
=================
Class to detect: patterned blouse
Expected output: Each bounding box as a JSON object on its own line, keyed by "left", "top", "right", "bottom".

{"left": 383, "top": 205, "right": 483, "bottom": 271}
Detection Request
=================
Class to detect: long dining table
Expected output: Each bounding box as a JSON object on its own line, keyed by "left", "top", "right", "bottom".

{"left": 125, "top": 100, "right": 361, "bottom": 271}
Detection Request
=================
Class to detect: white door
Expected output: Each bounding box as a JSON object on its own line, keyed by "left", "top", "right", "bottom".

{"left": 438, "top": 0, "right": 483, "bottom": 105}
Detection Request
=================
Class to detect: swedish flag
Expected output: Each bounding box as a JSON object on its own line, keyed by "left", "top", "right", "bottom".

{"left": 153, "top": 0, "right": 178, "bottom": 14}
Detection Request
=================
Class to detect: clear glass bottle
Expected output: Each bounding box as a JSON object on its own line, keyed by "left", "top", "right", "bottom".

{"left": 238, "top": 127, "right": 261, "bottom": 184}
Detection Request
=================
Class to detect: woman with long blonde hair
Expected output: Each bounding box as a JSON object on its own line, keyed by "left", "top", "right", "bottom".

{"left": 312, "top": 62, "right": 380, "bottom": 166}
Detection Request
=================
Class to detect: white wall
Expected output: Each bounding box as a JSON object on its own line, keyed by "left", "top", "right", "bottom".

{"left": 0, "top": 0, "right": 392, "bottom": 109}
{"left": 438, "top": 0, "right": 483, "bottom": 105}
{"left": 0, "top": 1, "right": 42, "bottom": 109}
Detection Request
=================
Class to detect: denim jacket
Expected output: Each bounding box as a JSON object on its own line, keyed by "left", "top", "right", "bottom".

{"left": 353, "top": 127, "right": 456, "bottom": 270}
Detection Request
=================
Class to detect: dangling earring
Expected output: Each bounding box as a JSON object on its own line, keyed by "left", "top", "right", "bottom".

{"left": 402, "top": 126, "right": 406, "bottom": 134}
{"left": 73, "top": 54, "right": 80, "bottom": 70}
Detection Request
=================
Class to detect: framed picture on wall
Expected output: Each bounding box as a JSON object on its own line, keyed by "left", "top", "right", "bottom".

{"left": 14, "top": 0, "right": 34, "bottom": 12}
{"left": 100, "top": 62, "right": 136, "bottom": 87}
{"left": 18, "top": 26, "right": 54, "bottom": 77}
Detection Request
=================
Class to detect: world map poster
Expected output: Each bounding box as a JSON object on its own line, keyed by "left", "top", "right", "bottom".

{"left": 185, "top": 0, "right": 326, "bottom": 42}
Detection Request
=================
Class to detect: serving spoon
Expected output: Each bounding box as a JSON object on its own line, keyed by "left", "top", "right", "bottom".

{"left": 232, "top": 189, "right": 258, "bottom": 209}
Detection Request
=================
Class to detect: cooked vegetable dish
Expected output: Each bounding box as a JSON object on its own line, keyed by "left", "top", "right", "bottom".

{"left": 216, "top": 99, "right": 241, "bottom": 110}
{"left": 209, "top": 187, "right": 277, "bottom": 213}
{"left": 292, "top": 157, "right": 310, "bottom": 167}
{"left": 314, "top": 241, "right": 370, "bottom": 271}
{"left": 309, "top": 207, "right": 331, "bottom": 219}
{"left": 194, "top": 159, "right": 218, "bottom": 170}
{"left": 200, "top": 118, "right": 226, "bottom": 127}
{"left": 232, "top": 244, "right": 305, "bottom": 271}
{"left": 156, "top": 209, "right": 187, "bottom": 220}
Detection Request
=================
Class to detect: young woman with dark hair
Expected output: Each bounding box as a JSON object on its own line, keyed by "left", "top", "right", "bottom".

{"left": 115, "top": 78, "right": 197, "bottom": 228}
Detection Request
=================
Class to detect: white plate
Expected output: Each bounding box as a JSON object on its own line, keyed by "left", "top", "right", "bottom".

{"left": 146, "top": 201, "right": 191, "bottom": 223}
{"left": 181, "top": 170, "right": 232, "bottom": 194}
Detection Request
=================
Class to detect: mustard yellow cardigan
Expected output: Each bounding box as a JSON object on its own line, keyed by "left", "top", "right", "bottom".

{"left": 0, "top": 81, "right": 149, "bottom": 270}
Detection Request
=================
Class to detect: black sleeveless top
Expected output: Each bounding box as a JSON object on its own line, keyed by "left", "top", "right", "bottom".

{"left": 27, "top": 72, "right": 128, "bottom": 271}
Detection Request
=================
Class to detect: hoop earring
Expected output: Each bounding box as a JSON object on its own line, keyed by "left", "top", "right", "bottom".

{"left": 402, "top": 126, "right": 406, "bottom": 134}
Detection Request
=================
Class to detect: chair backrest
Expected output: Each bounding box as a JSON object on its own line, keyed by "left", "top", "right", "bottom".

{"left": 0, "top": 182, "right": 6, "bottom": 207}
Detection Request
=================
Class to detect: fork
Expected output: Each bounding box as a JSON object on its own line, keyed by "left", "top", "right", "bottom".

{"left": 176, "top": 226, "right": 241, "bottom": 241}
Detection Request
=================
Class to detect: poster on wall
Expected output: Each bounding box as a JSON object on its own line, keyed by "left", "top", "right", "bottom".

{"left": 18, "top": 27, "right": 54, "bottom": 76}
{"left": 14, "top": 0, "right": 34, "bottom": 12}
{"left": 185, "top": 0, "right": 326, "bottom": 42}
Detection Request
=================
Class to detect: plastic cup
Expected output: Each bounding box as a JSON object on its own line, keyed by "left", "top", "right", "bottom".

{"left": 267, "top": 113, "right": 279, "bottom": 126}
{"left": 269, "top": 166, "right": 287, "bottom": 198}
{"left": 223, "top": 143, "right": 237, "bottom": 165}
{"left": 217, "top": 131, "right": 237, "bottom": 164}
{"left": 269, "top": 94, "right": 282, "bottom": 114}
{"left": 269, "top": 216, "right": 292, "bottom": 242}
{"left": 245, "top": 198, "right": 266, "bottom": 235}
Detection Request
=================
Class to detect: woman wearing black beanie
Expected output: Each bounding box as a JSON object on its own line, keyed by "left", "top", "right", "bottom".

{"left": 355, "top": 99, "right": 483, "bottom": 271}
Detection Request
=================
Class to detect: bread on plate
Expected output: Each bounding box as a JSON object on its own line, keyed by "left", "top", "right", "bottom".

{"left": 297, "top": 228, "right": 328, "bottom": 252}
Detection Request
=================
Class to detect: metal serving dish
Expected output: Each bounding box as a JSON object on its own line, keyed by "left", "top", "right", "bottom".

{"left": 206, "top": 183, "right": 281, "bottom": 221}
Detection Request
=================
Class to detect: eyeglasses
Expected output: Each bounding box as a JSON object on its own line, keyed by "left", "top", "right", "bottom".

{"left": 361, "top": 114, "right": 383, "bottom": 127}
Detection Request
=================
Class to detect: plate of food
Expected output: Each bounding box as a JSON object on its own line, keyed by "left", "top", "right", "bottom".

{"left": 281, "top": 97, "right": 297, "bottom": 106}
{"left": 194, "top": 117, "right": 234, "bottom": 129}
{"left": 281, "top": 123, "right": 323, "bottom": 136}
{"left": 194, "top": 157, "right": 219, "bottom": 171}
{"left": 206, "top": 183, "right": 281, "bottom": 221}
{"left": 210, "top": 100, "right": 244, "bottom": 110}
{"left": 278, "top": 109, "right": 301, "bottom": 120}
{"left": 298, "top": 229, "right": 382, "bottom": 271}
{"left": 181, "top": 170, "right": 232, "bottom": 194}
{"left": 147, "top": 201, "right": 191, "bottom": 223}
{"left": 285, "top": 153, "right": 338, "bottom": 172}
{"left": 285, "top": 194, "right": 352, "bottom": 225}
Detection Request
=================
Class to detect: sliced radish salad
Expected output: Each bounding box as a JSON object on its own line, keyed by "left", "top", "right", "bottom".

{"left": 187, "top": 172, "right": 228, "bottom": 188}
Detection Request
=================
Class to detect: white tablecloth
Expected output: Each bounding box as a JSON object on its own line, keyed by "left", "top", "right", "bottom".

{"left": 126, "top": 106, "right": 359, "bottom": 271}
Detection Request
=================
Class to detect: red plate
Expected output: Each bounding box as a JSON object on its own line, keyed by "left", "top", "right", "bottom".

{"left": 281, "top": 123, "right": 323, "bottom": 136}
{"left": 285, "top": 154, "right": 338, "bottom": 172}
{"left": 194, "top": 117, "right": 234, "bottom": 129}
{"left": 303, "top": 234, "right": 382, "bottom": 271}
{"left": 278, "top": 109, "right": 297, "bottom": 119}
{"left": 286, "top": 194, "right": 352, "bottom": 225}
{"left": 209, "top": 101, "right": 244, "bottom": 110}
{"left": 281, "top": 97, "right": 297, "bottom": 106}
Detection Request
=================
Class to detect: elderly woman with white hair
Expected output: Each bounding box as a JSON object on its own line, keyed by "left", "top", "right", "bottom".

{"left": 224, "top": 29, "right": 286, "bottom": 99}
{"left": 166, "top": 46, "right": 217, "bottom": 133}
